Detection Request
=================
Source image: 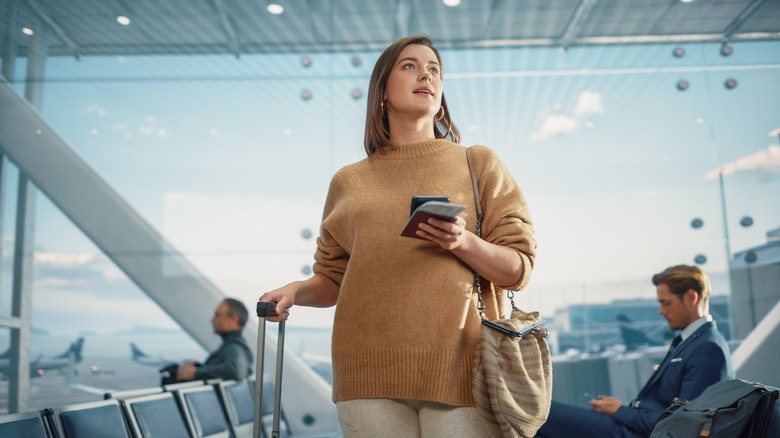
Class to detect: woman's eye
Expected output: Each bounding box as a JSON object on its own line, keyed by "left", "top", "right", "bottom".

{"left": 403, "top": 63, "right": 415, "bottom": 70}
{"left": 429, "top": 67, "right": 440, "bottom": 75}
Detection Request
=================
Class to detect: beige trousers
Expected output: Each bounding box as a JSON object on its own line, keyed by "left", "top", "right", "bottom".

{"left": 336, "top": 398, "right": 487, "bottom": 438}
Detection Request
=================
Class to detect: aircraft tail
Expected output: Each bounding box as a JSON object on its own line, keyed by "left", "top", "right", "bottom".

{"left": 130, "top": 342, "right": 148, "bottom": 360}
{"left": 53, "top": 337, "right": 85, "bottom": 362}
{"left": 617, "top": 314, "right": 664, "bottom": 351}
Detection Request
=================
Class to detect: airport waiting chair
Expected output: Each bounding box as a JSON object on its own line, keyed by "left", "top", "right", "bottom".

{"left": 215, "top": 379, "right": 255, "bottom": 438}
{"left": 47, "top": 398, "right": 131, "bottom": 438}
{"left": 249, "top": 374, "right": 295, "bottom": 438}
{"left": 104, "top": 386, "right": 164, "bottom": 401}
{"left": 163, "top": 379, "right": 207, "bottom": 392}
{"left": 0, "top": 410, "right": 52, "bottom": 438}
{"left": 169, "top": 384, "right": 231, "bottom": 438}
{"left": 122, "top": 392, "right": 191, "bottom": 438}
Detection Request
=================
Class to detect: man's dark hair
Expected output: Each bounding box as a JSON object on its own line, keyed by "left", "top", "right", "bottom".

{"left": 223, "top": 298, "right": 248, "bottom": 328}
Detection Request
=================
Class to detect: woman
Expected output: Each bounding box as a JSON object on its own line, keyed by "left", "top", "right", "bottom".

{"left": 259, "top": 34, "right": 536, "bottom": 437}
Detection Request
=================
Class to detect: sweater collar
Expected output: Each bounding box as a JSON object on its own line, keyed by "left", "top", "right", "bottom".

{"left": 375, "top": 139, "right": 457, "bottom": 159}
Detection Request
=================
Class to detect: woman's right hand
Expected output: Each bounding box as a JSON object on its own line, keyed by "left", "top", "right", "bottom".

{"left": 259, "top": 282, "right": 300, "bottom": 322}
{"left": 259, "top": 274, "right": 341, "bottom": 322}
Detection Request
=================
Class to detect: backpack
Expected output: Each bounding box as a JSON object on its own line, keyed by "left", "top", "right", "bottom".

{"left": 650, "top": 379, "right": 778, "bottom": 438}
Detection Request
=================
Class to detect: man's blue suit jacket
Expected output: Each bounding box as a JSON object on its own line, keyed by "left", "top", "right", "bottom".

{"left": 537, "top": 320, "right": 733, "bottom": 438}
{"left": 612, "top": 320, "right": 734, "bottom": 435}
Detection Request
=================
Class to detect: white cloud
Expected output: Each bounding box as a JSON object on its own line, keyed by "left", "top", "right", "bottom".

{"left": 574, "top": 91, "right": 604, "bottom": 116}
{"left": 35, "top": 252, "right": 95, "bottom": 267}
{"left": 82, "top": 104, "right": 107, "bottom": 117}
{"left": 529, "top": 91, "right": 604, "bottom": 142}
{"left": 705, "top": 145, "right": 780, "bottom": 180}
{"left": 530, "top": 115, "right": 578, "bottom": 142}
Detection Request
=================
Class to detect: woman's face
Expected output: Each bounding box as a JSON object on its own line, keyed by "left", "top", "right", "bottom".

{"left": 383, "top": 44, "right": 443, "bottom": 121}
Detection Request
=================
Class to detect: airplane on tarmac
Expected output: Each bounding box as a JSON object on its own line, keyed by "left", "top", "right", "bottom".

{"left": 130, "top": 342, "right": 176, "bottom": 367}
{"left": 616, "top": 314, "right": 668, "bottom": 351}
{"left": 0, "top": 337, "right": 85, "bottom": 378}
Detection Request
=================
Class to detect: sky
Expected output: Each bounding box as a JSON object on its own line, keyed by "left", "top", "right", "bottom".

{"left": 1, "top": 39, "right": 779, "bottom": 336}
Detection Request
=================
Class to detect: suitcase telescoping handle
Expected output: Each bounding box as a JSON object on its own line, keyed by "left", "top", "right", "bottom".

{"left": 254, "top": 301, "right": 286, "bottom": 438}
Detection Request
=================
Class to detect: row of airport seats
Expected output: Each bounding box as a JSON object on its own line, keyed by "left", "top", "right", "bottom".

{"left": 0, "top": 376, "right": 285, "bottom": 437}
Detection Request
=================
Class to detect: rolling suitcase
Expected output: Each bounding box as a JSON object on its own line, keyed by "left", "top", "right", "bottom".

{"left": 254, "top": 301, "right": 286, "bottom": 438}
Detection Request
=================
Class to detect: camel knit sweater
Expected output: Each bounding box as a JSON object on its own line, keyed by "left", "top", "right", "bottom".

{"left": 313, "top": 139, "right": 536, "bottom": 407}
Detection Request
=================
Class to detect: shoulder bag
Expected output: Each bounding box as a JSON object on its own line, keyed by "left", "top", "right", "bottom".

{"left": 466, "top": 147, "right": 553, "bottom": 438}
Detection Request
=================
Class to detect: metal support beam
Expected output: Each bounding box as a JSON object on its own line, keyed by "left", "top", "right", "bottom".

{"left": 481, "top": 0, "right": 505, "bottom": 38}
{"left": 22, "top": 0, "right": 81, "bottom": 60}
{"left": 395, "top": 0, "right": 410, "bottom": 40}
{"left": 9, "top": 170, "right": 36, "bottom": 414}
{"left": 559, "top": 0, "right": 598, "bottom": 50}
{"left": 306, "top": 0, "right": 332, "bottom": 48}
{"left": 723, "top": 0, "right": 768, "bottom": 40}
{"left": 2, "top": 0, "right": 18, "bottom": 80}
{"left": 7, "top": 15, "right": 47, "bottom": 414}
{"left": 211, "top": 0, "right": 240, "bottom": 59}
{"left": 0, "top": 77, "right": 339, "bottom": 434}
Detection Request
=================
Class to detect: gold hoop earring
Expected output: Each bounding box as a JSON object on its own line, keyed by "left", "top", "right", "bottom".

{"left": 434, "top": 106, "right": 445, "bottom": 122}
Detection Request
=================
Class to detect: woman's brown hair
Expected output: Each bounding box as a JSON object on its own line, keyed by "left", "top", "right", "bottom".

{"left": 363, "top": 34, "right": 460, "bottom": 156}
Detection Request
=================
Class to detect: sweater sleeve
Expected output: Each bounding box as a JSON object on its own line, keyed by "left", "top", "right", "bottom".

{"left": 313, "top": 169, "right": 350, "bottom": 286}
{"left": 471, "top": 146, "right": 536, "bottom": 291}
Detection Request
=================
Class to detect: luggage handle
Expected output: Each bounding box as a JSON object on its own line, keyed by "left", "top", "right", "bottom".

{"left": 254, "top": 302, "right": 286, "bottom": 438}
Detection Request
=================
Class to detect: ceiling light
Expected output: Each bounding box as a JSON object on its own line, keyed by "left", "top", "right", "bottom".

{"left": 301, "top": 89, "right": 312, "bottom": 101}
{"left": 267, "top": 4, "right": 284, "bottom": 15}
{"left": 680, "top": 0, "right": 695, "bottom": 3}
{"left": 351, "top": 55, "right": 362, "bottom": 67}
{"left": 351, "top": 88, "right": 362, "bottom": 100}
{"left": 22, "top": 27, "right": 34, "bottom": 36}
{"left": 301, "top": 56, "right": 312, "bottom": 67}
{"left": 672, "top": 47, "right": 685, "bottom": 58}
{"left": 719, "top": 43, "right": 733, "bottom": 57}
{"left": 724, "top": 78, "right": 737, "bottom": 90}
{"left": 443, "top": 0, "right": 461, "bottom": 6}
{"left": 117, "top": 16, "right": 131, "bottom": 26}
{"left": 676, "top": 79, "right": 689, "bottom": 91}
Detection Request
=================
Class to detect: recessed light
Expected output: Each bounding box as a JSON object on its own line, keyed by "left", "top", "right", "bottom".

{"left": 22, "top": 27, "right": 34, "bottom": 36}
{"left": 443, "top": 0, "right": 461, "bottom": 6}
{"left": 680, "top": 0, "right": 694, "bottom": 3}
{"left": 117, "top": 16, "right": 131, "bottom": 26}
{"left": 267, "top": 4, "right": 284, "bottom": 15}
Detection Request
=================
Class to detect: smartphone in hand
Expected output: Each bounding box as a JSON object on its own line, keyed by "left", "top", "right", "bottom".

{"left": 410, "top": 196, "right": 449, "bottom": 216}
{"left": 401, "top": 196, "right": 466, "bottom": 240}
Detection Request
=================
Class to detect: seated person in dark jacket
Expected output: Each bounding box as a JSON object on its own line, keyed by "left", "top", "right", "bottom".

{"left": 537, "top": 264, "right": 733, "bottom": 438}
{"left": 175, "top": 298, "right": 253, "bottom": 382}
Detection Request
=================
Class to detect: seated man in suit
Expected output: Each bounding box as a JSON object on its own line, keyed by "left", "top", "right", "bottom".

{"left": 174, "top": 298, "right": 253, "bottom": 382}
{"left": 536, "top": 264, "right": 733, "bottom": 438}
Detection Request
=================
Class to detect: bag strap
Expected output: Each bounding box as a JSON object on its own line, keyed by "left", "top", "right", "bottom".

{"left": 465, "top": 147, "right": 516, "bottom": 318}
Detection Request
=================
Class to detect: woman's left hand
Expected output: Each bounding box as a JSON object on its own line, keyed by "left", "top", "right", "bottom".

{"left": 417, "top": 216, "right": 469, "bottom": 250}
